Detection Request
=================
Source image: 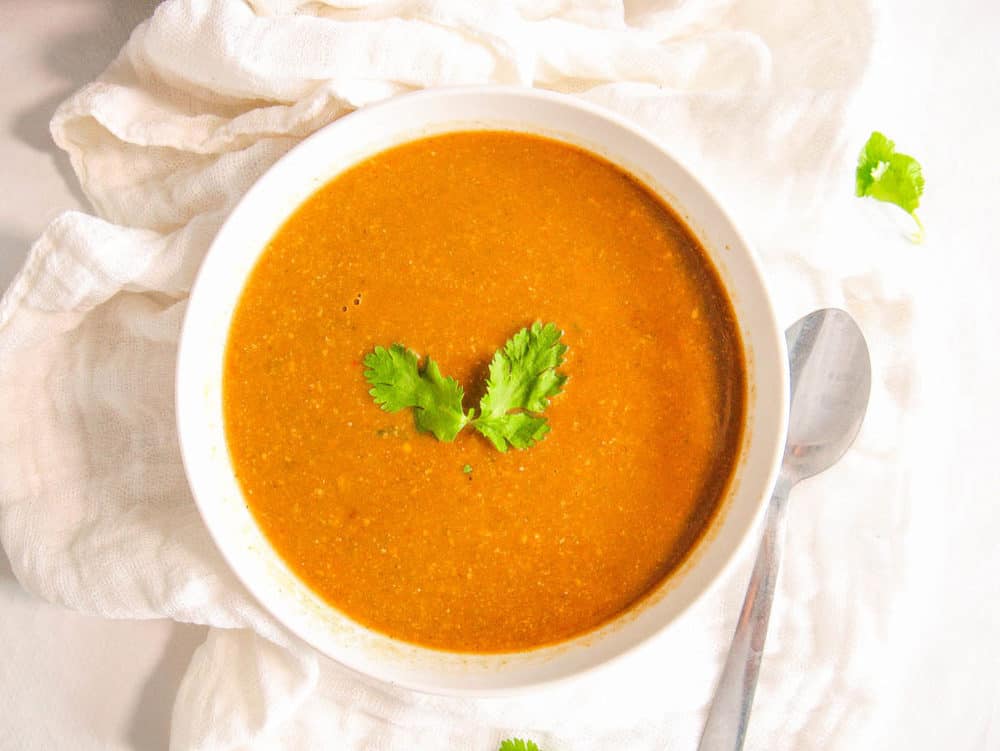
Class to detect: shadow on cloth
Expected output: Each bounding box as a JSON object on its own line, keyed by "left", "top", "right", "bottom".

{"left": 127, "top": 621, "right": 210, "bottom": 751}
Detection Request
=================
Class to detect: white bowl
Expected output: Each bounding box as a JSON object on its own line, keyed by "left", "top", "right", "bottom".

{"left": 176, "top": 87, "right": 788, "bottom": 695}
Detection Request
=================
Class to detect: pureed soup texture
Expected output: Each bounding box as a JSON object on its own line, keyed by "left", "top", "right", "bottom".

{"left": 223, "top": 131, "right": 746, "bottom": 653}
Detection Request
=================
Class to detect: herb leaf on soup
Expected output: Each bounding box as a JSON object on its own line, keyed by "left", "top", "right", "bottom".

{"left": 473, "top": 411, "right": 551, "bottom": 453}
{"left": 472, "top": 323, "right": 567, "bottom": 452}
{"left": 362, "top": 323, "right": 567, "bottom": 451}
{"left": 479, "top": 322, "right": 567, "bottom": 417}
{"left": 362, "top": 344, "right": 470, "bottom": 441}
{"left": 499, "top": 740, "right": 541, "bottom": 751}
{"left": 855, "top": 130, "right": 926, "bottom": 242}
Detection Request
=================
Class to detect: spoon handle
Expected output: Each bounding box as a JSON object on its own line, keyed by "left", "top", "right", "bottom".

{"left": 698, "top": 481, "right": 790, "bottom": 751}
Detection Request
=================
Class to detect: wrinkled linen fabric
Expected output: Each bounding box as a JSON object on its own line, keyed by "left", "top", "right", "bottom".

{"left": 0, "top": 1, "right": 907, "bottom": 749}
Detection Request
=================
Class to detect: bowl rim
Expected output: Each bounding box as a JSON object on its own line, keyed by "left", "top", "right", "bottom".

{"left": 176, "top": 85, "right": 789, "bottom": 696}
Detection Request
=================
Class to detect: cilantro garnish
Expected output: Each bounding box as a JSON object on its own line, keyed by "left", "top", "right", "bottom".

{"left": 474, "top": 322, "right": 567, "bottom": 452}
{"left": 362, "top": 344, "right": 471, "bottom": 442}
{"left": 362, "top": 323, "right": 567, "bottom": 452}
{"left": 499, "top": 740, "right": 541, "bottom": 751}
{"left": 856, "top": 131, "right": 926, "bottom": 242}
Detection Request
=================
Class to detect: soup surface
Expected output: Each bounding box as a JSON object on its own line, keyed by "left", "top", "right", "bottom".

{"left": 224, "top": 131, "right": 745, "bottom": 652}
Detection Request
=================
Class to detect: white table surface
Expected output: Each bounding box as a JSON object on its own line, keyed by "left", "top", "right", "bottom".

{"left": 2, "top": 1, "right": 998, "bottom": 749}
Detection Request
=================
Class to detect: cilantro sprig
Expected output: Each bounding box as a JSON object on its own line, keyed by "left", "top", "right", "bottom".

{"left": 363, "top": 344, "right": 471, "bottom": 441}
{"left": 855, "top": 131, "right": 926, "bottom": 242}
{"left": 363, "top": 322, "right": 567, "bottom": 452}
{"left": 499, "top": 740, "right": 541, "bottom": 751}
{"left": 474, "top": 322, "right": 568, "bottom": 451}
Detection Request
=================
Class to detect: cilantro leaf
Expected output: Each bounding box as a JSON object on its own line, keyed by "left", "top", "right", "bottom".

{"left": 479, "top": 322, "right": 568, "bottom": 417}
{"left": 473, "top": 412, "right": 551, "bottom": 452}
{"left": 499, "top": 740, "right": 541, "bottom": 751}
{"left": 856, "top": 131, "right": 926, "bottom": 242}
{"left": 362, "top": 344, "right": 469, "bottom": 441}
{"left": 470, "top": 323, "right": 566, "bottom": 452}
{"left": 362, "top": 323, "right": 567, "bottom": 452}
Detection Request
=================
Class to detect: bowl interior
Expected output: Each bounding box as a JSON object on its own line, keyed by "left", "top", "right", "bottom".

{"left": 176, "top": 87, "right": 788, "bottom": 695}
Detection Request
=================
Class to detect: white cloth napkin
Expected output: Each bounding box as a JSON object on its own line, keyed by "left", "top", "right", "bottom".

{"left": 0, "top": 1, "right": 915, "bottom": 749}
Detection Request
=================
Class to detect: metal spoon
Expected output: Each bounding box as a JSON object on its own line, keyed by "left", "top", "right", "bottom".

{"left": 698, "top": 308, "right": 872, "bottom": 750}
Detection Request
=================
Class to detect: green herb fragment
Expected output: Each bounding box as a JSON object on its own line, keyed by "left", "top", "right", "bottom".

{"left": 855, "top": 131, "right": 926, "bottom": 242}
{"left": 499, "top": 740, "right": 541, "bottom": 751}
{"left": 473, "top": 322, "right": 567, "bottom": 452}
{"left": 362, "top": 344, "right": 470, "bottom": 442}
{"left": 462, "top": 464, "right": 473, "bottom": 474}
{"left": 473, "top": 411, "right": 550, "bottom": 453}
{"left": 362, "top": 323, "right": 567, "bottom": 452}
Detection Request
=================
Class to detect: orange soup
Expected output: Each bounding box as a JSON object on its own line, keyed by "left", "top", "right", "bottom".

{"left": 223, "top": 131, "right": 745, "bottom": 652}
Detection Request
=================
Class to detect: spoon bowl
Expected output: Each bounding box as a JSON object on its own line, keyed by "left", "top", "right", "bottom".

{"left": 784, "top": 309, "right": 872, "bottom": 481}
